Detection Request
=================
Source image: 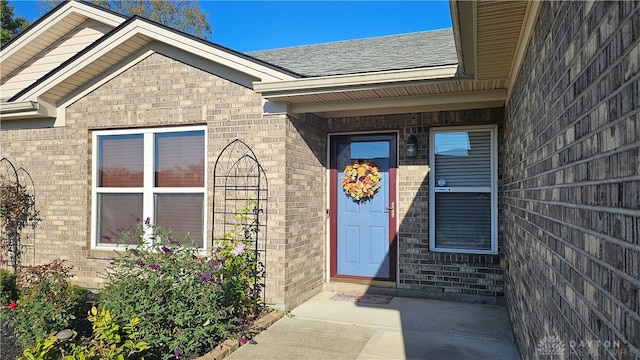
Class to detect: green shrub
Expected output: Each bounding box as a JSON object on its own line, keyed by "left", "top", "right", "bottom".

{"left": 213, "top": 236, "right": 259, "bottom": 316}
{"left": 0, "top": 268, "right": 18, "bottom": 305}
{"left": 17, "top": 334, "right": 60, "bottom": 360}
{"left": 19, "top": 306, "right": 149, "bottom": 360}
{"left": 100, "top": 218, "right": 258, "bottom": 359}
{"left": 0, "top": 260, "right": 90, "bottom": 347}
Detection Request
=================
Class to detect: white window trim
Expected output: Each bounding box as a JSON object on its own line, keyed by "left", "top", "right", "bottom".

{"left": 91, "top": 125, "right": 208, "bottom": 249}
{"left": 429, "top": 125, "right": 498, "bottom": 254}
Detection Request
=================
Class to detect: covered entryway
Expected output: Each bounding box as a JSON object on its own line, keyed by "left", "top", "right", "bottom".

{"left": 329, "top": 133, "right": 397, "bottom": 281}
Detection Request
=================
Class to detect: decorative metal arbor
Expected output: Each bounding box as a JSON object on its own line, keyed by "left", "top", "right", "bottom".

{"left": 212, "top": 140, "right": 268, "bottom": 311}
{"left": 0, "top": 158, "right": 38, "bottom": 271}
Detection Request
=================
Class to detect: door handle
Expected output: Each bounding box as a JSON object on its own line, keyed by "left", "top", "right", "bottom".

{"left": 385, "top": 202, "right": 394, "bottom": 218}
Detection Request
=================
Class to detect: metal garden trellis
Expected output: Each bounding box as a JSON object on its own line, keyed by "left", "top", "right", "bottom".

{"left": 212, "top": 140, "right": 268, "bottom": 313}
{"left": 0, "top": 158, "right": 38, "bottom": 272}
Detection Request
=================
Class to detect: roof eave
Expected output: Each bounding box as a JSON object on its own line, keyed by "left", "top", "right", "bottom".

{"left": 254, "top": 65, "right": 460, "bottom": 98}
{"left": 451, "top": 0, "right": 542, "bottom": 90}
{"left": 506, "top": 1, "right": 544, "bottom": 102}
{"left": 289, "top": 89, "right": 506, "bottom": 118}
{"left": 0, "top": 100, "right": 56, "bottom": 120}
{"left": 449, "top": 0, "right": 476, "bottom": 78}
{"left": 0, "top": 1, "right": 125, "bottom": 60}
{"left": 11, "top": 17, "right": 300, "bottom": 104}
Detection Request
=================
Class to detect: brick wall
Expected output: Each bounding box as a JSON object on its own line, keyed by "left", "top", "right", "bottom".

{"left": 282, "top": 113, "right": 327, "bottom": 308}
{"left": 4, "top": 52, "right": 510, "bottom": 310}
{"left": 505, "top": 1, "right": 639, "bottom": 358}
{"left": 0, "top": 127, "right": 79, "bottom": 269}
{"left": 0, "top": 53, "right": 294, "bottom": 304}
{"left": 327, "top": 108, "right": 506, "bottom": 303}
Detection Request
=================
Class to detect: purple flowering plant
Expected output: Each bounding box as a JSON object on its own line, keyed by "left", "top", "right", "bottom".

{"left": 210, "top": 202, "right": 261, "bottom": 320}
{"left": 101, "top": 221, "right": 231, "bottom": 359}
{"left": 100, "top": 209, "right": 261, "bottom": 359}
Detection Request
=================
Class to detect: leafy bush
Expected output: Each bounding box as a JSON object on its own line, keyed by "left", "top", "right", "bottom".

{"left": 80, "top": 306, "right": 149, "bottom": 359}
{"left": 19, "top": 306, "right": 149, "bottom": 360}
{"left": 99, "top": 218, "right": 258, "bottom": 359}
{"left": 0, "top": 268, "right": 18, "bottom": 305}
{"left": 16, "top": 334, "right": 60, "bottom": 360}
{"left": 213, "top": 236, "right": 258, "bottom": 316}
{"left": 215, "top": 200, "right": 263, "bottom": 315}
{"left": 0, "top": 260, "right": 90, "bottom": 347}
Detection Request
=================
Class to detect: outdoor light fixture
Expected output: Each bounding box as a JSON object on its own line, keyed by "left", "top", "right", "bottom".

{"left": 405, "top": 135, "right": 418, "bottom": 158}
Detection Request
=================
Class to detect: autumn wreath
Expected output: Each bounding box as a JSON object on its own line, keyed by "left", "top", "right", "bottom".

{"left": 341, "top": 160, "right": 382, "bottom": 203}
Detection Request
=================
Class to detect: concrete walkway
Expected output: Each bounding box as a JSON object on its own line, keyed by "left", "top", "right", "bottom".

{"left": 227, "top": 291, "right": 519, "bottom": 360}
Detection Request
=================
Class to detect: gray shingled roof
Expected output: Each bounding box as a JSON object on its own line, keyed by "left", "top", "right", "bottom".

{"left": 247, "top": 28, "right": 457, "bottom": 77}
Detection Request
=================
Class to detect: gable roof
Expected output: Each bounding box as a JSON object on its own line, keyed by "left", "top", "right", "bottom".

{"left": 0, "top": 2, "right": 299, "bottom": 123}
{"left": 8, "top": 15, "right": 300, "bottom": 104}
{"left": 0, "top": 1, "right": 126, "bottom": 84}
{"left": 1, "top": 0, "right": 543, "bottom": 122}
{"left": 451, "top": 1, "right": 542, "bottom": 89}
{"left": 248, "top": 29, "right": 457, "bottom": 77}
{"left": 253, "top": 1, "right": 543, "bottom": 117}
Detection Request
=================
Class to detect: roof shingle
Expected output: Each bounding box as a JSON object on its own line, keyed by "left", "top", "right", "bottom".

{"left": 247, "top": 28, "right": 457, "bottom": 77}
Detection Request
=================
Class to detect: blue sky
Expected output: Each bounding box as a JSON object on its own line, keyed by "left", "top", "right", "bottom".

{"left": 11, "top": 1, "right": 452, "bottom": 52}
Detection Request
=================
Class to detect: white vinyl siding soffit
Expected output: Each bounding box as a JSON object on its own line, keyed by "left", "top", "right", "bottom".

{"left": 1, "top": 21, "right": 113, "bottom": 100}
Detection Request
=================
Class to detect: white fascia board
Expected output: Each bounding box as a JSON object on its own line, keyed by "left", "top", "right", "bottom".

{"left": 0, "top": 101, "right": 38, "bottom": 113}
{"left": 290, "top": 89, "right": 506, "bottom": 115}
{"left": 254, "top": 65, "right": 459, "bottom": 97}
{"left": 506, "top": 1, "right": 543, "bottom": 104}
{"left": 448, "top": 0, "right": 475, "bottom": 78}
{"left": 0, "top": 99, "right": 56, "bottom": 119}
{"left": 12, "top": 26, "right": 143, "bottom": 102}
{"left": 0, "top": 1, "right": 124, "bottom": 62}
{"left": 130, "top": 24, "right": 297, "bottom": 82}
{"left": 313, "top": 101, "right": 505, "bottom": 118}
{"left": 14, "top": 19, "right": 297, "bottom": 102}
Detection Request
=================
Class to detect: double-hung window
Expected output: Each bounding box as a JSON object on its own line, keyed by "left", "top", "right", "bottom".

{"left": 429, "top": 125, "right": 497, "bottom": 254}
{"left": 92, "top": 126, "right": 206, "bottom": 248}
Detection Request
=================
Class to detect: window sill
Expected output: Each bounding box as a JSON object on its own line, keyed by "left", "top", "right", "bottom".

{"left": 430, "top": 247, "right": 498, "bottom": 255}
{"left": 86, "top": 248, "right": 123, "bottom": 260}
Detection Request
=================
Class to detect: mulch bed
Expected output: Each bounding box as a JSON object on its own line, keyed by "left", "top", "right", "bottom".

{"left": 1, "top": 322, "right": 23, "bottom": 360}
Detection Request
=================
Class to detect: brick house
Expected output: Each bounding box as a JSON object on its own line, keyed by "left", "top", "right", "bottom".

{"left": 1, "top": 1, "right": 638, "bottom": 358}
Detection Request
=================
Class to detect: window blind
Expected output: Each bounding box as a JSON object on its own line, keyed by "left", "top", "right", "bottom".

{"left": 155, "top": 193, "right": 204, "bottom": 245}
{"left": 97, "top": 193, "right": 143, "bottom": 245}
{"left": 434, "top": 131, "right": 491, "bottom": 188}
{"left": 434, "top": 192, "right": 491, "bottom": 250}
{"left": 155, "top": 131, "right": 205, "bottom": 187}
{"left": 99, "top": 134, "right": 143, "bottom": 187}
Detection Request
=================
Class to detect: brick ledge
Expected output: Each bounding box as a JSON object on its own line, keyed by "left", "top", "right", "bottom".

{"left": 196, "top": 310, "right": 284, "bottom": 360}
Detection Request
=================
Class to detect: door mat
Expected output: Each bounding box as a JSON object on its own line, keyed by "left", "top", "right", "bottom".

{"left": 329, "top": 292, "right": 393, "bottom": 304}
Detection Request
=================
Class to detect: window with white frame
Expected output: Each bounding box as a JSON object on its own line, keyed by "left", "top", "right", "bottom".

{"left": 92, "top": 126, "right": 206, "bottom": 248}
{"left": 429, "top": 125, "right": 497, "bottom": 254}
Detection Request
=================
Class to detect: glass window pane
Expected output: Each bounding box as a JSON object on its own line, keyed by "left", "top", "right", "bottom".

{"left": 435, "top": 192, "right": 491, "bottom": 250}
{"left": 434, "top": 132, "right": 471, "bottom": 156}
{"left": 155, "top": 131, "right": 204, "bottom": 187}
{"left": 337, "top": 141, "right": 390, "bottom": 171}
{"left": 98, "top": 193, "right": 143, "bottom": 245}
{"left": 434, "top": 131, "right": 491, "bottom": 187}
{"left": 98, "top": 134, "right": 143, "bottom": 187}
{"left": 351, "top": 141, "right": 389, "bottom": 159}
{"left": 155, "top": 193, "right": 204, "bottom": 247}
